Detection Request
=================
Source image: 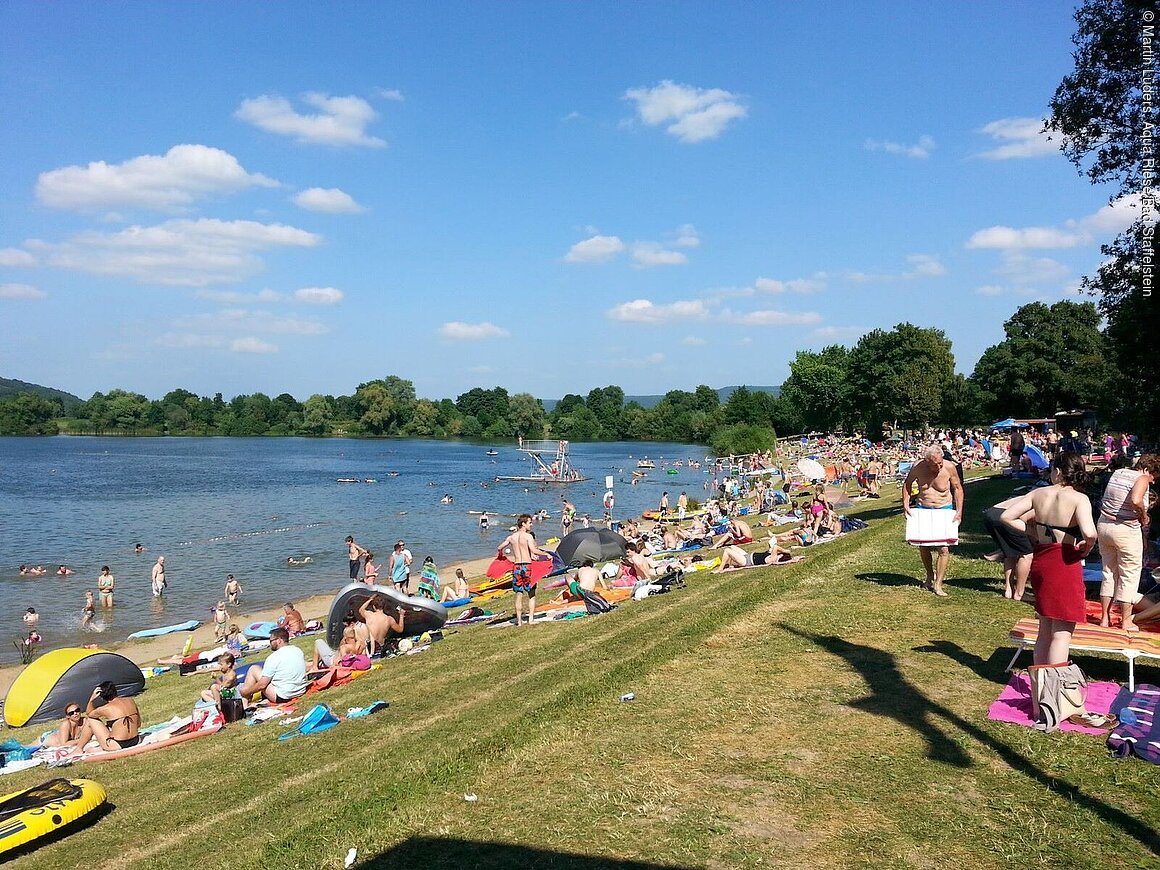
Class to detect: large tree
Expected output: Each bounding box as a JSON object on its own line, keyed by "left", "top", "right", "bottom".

{"left": 970, "top": 301, "right": 1113, "bottom": 418}
{"left": 845, "top": 324, "right": 956, "bottom": 437}
{"left": 779, "top": 345, "right": 851, "bottom": 433}
{"left": 1048, "top": 0, "right": 1160, "bottom": 435}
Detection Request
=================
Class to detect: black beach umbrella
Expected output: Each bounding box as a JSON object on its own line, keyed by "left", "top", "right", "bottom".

{"left": 553, "top": 527, "right": 628, "bottom": 568}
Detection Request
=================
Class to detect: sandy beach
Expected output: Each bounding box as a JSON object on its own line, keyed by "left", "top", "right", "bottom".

{"left": 0, "top": 553, "right": 497, "bottom": 697}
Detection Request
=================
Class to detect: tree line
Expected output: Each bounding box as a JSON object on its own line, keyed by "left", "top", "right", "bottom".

{"left": 0, "top": 298, "right": 1141, "bottom": 449}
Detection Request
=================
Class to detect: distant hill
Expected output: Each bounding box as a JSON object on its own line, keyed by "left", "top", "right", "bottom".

{"left": 542, "top": 385, "right": 780, "bottom": 411}
{"left": 0, "top": 377, "right": 83, "bottom": 409}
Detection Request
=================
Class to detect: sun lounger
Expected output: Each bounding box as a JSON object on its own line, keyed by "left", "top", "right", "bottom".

{"left": 1006, "top": 618, "right": 1160, "bottom": 691}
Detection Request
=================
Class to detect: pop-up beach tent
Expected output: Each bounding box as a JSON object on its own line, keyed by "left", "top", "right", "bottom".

{"left": 4, "top": 648, "right": 145, "bottom": 727}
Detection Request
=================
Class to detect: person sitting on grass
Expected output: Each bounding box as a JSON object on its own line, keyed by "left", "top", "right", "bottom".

{"left": 311, "top": 625, "right": 371, "bottom": 675}
{"left": 714, "top": 516, "right": 754, "bottom": 548}
{"left": 41, "top": 703, "right": 90, "bottom": 749}
{"left": 440, "top": 568, "right": 470, "bottom": 603}
{"left": 358, "top": 595, "right": 407, "bottom": 655}
{"left": 81, "top": 680, "right": 142, "bottom": 750}
{"left": 776, "top": 518, "right": 816, "bottom": 547}
{"left": 200, "top": 652, "right": 238, "bottom": 705}
{"left": 278, "top": 602, "right": 306, "bottom": 636}
{"left": 235, "top": 627, "right": 308, "bottom": 705}
{"left": 714, "top": 538, "right": 796, "bottom": 572}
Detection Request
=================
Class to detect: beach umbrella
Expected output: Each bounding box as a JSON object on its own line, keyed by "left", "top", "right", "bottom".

{"left": 1024, "top": 444, "right": 1050, "bottom": 470}
{"left": 797, "top": 458, "right": 826, "bottom": 481}
{"left": 553, "top": 527, "right": 628, "bottom": 568}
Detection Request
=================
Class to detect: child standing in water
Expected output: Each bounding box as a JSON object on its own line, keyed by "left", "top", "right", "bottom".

{"left": 212, "top": 601, "right": 230, "bottom": 639}
{"left": 81, "top": 590, "right": 96, "bottom": 631}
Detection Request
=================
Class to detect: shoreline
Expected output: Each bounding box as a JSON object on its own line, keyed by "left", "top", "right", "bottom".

{"left": 0, "top": 552, "right": 497, "bottom": 697}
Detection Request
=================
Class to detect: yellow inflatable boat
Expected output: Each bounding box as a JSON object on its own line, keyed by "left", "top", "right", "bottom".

{"left": 0, "top": 778, "right": 107, "bottom": 857}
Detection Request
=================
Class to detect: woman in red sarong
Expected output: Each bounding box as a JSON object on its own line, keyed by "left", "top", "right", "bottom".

{"left": 1000, "top": 452, "right": 1097, "bottom": 665}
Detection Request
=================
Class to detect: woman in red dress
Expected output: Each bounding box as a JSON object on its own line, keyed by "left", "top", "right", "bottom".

{"left": 1000, "top": 452, "right": 1097, "bottom": 665}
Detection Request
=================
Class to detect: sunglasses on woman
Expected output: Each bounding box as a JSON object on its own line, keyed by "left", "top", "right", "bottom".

{"left": 66, "top": 708, "right": 81, "bottom": 715}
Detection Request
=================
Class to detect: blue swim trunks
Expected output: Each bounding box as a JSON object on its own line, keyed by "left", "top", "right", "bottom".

{"left": 512, "top": 563, "right": 536, "bottom": 596}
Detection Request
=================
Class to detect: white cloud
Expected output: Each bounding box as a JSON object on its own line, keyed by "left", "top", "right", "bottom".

{"left": 974, "top": 285, "right": 1005, "bottom": 296}
{"left": 725, "top": 308, "right": 822, "bottom": 326}
{"left": 976, "top": 117, "right": 1057, "bottom": 160}
{"left": 755, "top": 275, "right": 827, "bottom": 294}
{"left": 438, "top": 321, "right": 510, "bottom": 340}
{"left": 155, "top": 332, "right": 224, "bottom": 349}
{"left": 966, "top": 225, "right": 1085, "bottom": 250}
{"left": 680, "top": 336, "right": 706, "bottom": 346}
{"left": 230, "top": 336, "right": 278, "bottom": 354}
{"left": 863, "top": 135, "right": 935, "bottom": 159}
{"left": 294, "top": 286, "right": 344, "bottom": 305}
{"left": 293, "top": 187, "right": 367, "bottom": 214}
{"left": 196, "top": 288, "right": 287, "bottom": 304}
{"left": 904, "top": 254, "right": 946, "bottom": 277}
{"left": 606, "top": 298, "right": 710, "bottom": 323}
{"left": 967, "top": 194, "right": 1141, "bottom": 252}
{"left": 43, "top": 218, "right": 320, "bottom": 286}
{"left": 0, "top": 248, "right": 35, "bottom": 267}
{"left": 564, "top": 234, "right": 625, "bottom": 263}
{"left": 611, "top": 351, "right": 667, "bottom": 367}
{"left": 997, "top": 252, "right": 1070, "bottom": 285}
{"left": 812, "top": 325, "right": 863, "bottom": 340}
{"left": 36, "top": 145, "right": 278, "bottom": 212}
{"left": 373, "top": 87, "right": 405, "bottom": 102}
{"left": 631, "top": 242, "right": 687, "bottom": 268}
{"left": 0, "top": 283, "right": 46, "bottom": 300}
{"left": 673, "top": 224, "right": 701, "bottom": 248}
{"left": 624, "top": 80, "right": 747, "bottom": 143}
{"left": 235, "top": 93, "right": 386, "bottom": 147}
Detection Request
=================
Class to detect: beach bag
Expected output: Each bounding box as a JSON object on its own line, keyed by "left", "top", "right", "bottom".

{"left": 219, "top": 697, "right": 246, "bottom": 724}
{"left": 1028, "top": 662, "right": 1088, "bottom": 732}
{"left": 579, "top": 589, "right": 615, "bottom": 614}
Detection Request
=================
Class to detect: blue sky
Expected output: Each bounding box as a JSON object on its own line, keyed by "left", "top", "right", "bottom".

{"left": 0, "top": 2, "right": 1137, "bottom": 403}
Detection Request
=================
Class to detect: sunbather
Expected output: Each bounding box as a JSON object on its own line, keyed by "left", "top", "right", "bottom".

{"left": 713, "top": 538, "right": 795, "bottom": 572}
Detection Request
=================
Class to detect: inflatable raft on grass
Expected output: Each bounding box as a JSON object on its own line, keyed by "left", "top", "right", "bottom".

{"left": 326, "top": 583, "right": 447, "bottom": 648}
{"left": 0, "top": 778, "right": 107, "bottom": 858}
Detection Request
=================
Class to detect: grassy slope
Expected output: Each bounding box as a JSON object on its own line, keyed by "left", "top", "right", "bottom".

{"left": 4, "top": 476, "right": 1158, "bottom": 869}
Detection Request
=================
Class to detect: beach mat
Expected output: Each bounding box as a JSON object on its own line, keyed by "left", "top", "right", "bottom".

{"left": 987, "top": 673, "right": 1119, "bottom": 735}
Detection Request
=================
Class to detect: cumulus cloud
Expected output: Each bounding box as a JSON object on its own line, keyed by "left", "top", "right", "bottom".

{"left": 863, "top": 135, "right": 935, "bottom": 159}
{"left": 966, "top": 225, "right": 1085, "bottom": 250}
{"left": 293, "top": 187, "right": 367, "bottom": 214}
{"left": 606, "top": 298, "right": 710, "bottom": 323}
{"left": 36, "top": 145, "right": 278, "bottom": 212}
{"left": 294, "top": 286, "right": 344, "bottom": 305}
{"left": 0, "top": 283, "right": 46, "bottom": 300}
{"left": 196, "top": 288, "right": 287, "bottom": 304}
{"left": 967, "top": 194, "right": 1140, "bottom": 252}
{"left": 41, "top": 218, "right": 320, "bottom": 286}
{"left": 904, "top": 254, "right": 946, "bottom": 277}
{"left": 673, "top": 224, "right": 701, "bottom": 247}
{"left": 631, "top": 242, "right": 687, "bottom": 268}
{"left": 724, "top": 308, "right": 822, "bottom": 326}
{"left": 680, "top": 336, "right": 706, "bottom": 346}
{"left": 755, "top": 275, "right": 827, "bottom": 294}
{"left": 230, "top": 336, "right": 278, "bottom": 354}
{"left": 564, "top": 234, "right": 625, "bottom": 263}
{"left": 997, "top": 252, "right": 1070, "bottom": 285}
{"left": 373, "top": 87, "right": 405, "bottom": 101}
{"left": 624, "top": 80, "right": 747, "bottom": 143}
{"left": 976, "top": 117, "right": 1056, "bottom": 160}
{"left": 438, "top": 321, "right": 510, "bottom": 340}
{"left": 235, "top": 93, "right": 386, "bottom": 147}
{"left": 812, "top": 325, "right": 863, "bottom": 339}
{"left": 0, "top": 248, "right": 36, "bottom": 267}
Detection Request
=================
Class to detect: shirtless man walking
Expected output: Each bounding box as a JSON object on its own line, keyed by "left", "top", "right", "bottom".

{"left": 151, "top": 556, "right": 167, "bottom": 597}
{"left": 346, "top": 536, "right": 367, "bottom": 581}
{"left": 903, "top": 446, "right": 964, "bottom": 596}
{"left": 501, "top": 513, "right": 550, "bottom": 626}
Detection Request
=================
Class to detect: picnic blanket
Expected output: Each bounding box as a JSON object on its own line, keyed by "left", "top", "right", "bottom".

{"left": 1107, "top": 683, "right": 1160, "bottom": 764}
{"left": 987, "top": 673, "right": 1119, "bottom": 735}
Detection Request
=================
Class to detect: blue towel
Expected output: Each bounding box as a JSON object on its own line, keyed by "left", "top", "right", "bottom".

{"left": 346, "top": 701, "right": 390, "bottom": 719}
{"left": 278, "top": 704, "right": 341, "bottom": 740}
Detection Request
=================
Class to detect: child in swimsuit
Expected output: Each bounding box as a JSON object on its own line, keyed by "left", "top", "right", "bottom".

{"left": 201, "top": 653, "right": 238, "bottom": 705}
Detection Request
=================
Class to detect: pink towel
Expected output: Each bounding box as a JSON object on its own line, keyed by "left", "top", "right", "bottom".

{"left": 987, "top": 673, "right": 1119, "bottom": 734}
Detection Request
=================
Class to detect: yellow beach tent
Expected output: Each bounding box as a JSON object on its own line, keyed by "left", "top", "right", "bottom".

{"left": 4, "top": 648, "right": 145, "bottom": 728}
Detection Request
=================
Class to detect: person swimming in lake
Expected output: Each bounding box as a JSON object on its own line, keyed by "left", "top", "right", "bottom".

{"left": 20, "top": 565, "right": 47, "bottom": 576}
{"left": 57, "top": 565, "right": 75, "bottom": 576}
{"left": 23, "top": 606, "right": 39, "bottom": 627}
{"left": 286, "top": 556, "right": 313, "bottom": 566}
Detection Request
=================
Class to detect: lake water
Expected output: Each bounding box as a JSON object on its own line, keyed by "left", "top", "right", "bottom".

{"left": 0, "top": 437, "right": 711, "bottom": 660}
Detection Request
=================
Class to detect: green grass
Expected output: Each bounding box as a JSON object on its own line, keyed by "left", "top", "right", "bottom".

{"left": 4, "top": 475, "right": 1158, "bottom": 868}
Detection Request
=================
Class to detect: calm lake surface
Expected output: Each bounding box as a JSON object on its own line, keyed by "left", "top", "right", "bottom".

{"left": 0, "top": 437, "right": 710, "bottom": 660}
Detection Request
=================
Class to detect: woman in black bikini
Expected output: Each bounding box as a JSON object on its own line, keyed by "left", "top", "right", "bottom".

{"left": 82, "top": 680, "right": 142, "bottom": 751}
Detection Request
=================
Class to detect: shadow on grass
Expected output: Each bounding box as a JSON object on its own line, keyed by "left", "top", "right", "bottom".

{"left": 912, "top": 640, "right": 1012, "bottom": 683}
{"left": 360, "top": 837, "right": 694, "bottom": 869}
{"left": 781, "top": 625, "right": 1160, "bottom": 854}
{"left": 855, "top": 571, "right": 1001, "bottom": 595}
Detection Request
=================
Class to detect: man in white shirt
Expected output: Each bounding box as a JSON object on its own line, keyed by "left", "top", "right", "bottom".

{"left": 237, "top": 627, "right": 308, "bottom": 704}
